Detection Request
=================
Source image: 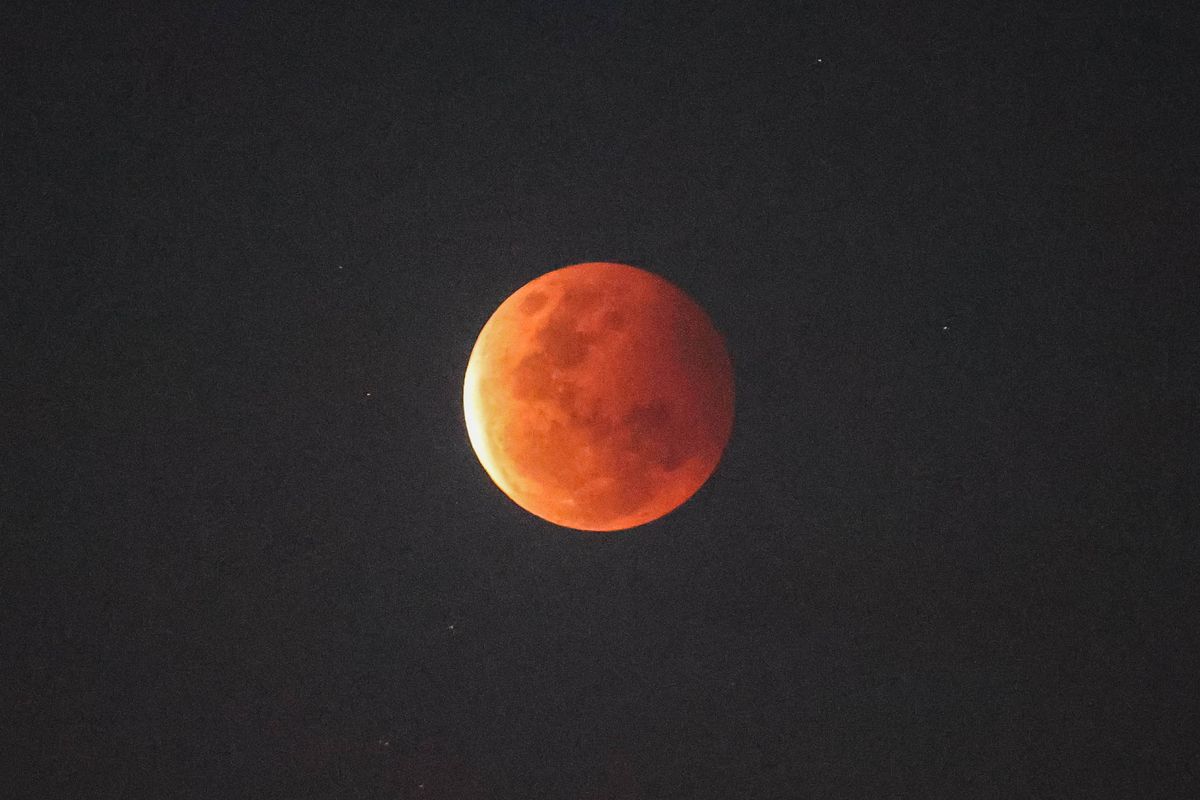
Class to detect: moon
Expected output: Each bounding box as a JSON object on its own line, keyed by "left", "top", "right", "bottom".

{"left": 463, "top": 262, "right": 734, "bottom": 531}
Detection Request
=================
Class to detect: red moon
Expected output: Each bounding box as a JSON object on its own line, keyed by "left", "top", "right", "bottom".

{"left": 464, "top": 262, "right": 734, "bottom": 531}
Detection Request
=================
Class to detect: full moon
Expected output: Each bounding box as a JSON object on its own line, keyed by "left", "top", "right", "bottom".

{"left": 464, "top": 262, "right": 734, "bottom": 531}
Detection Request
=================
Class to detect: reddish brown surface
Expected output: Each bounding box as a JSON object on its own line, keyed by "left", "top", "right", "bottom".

{"left": 465, "top": 263, "right": 733, "bottom": 531}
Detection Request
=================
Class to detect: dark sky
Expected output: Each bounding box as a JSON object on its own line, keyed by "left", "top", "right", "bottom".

{"left": 5, "top": 1, "right": 1198, "bottom": 797}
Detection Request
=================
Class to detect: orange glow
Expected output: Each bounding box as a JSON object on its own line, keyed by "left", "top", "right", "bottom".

{"left": 464, "top": 262, "right": 733, "bottom": 531}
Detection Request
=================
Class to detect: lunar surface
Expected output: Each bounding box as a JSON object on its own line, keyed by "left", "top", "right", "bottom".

{"left": 464, "top": 262, "right": 734, "bottom": 531}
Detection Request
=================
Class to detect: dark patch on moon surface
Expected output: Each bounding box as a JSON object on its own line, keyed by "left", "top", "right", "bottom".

{"left": 518, "top": 290, "right": 548, "bottom": 315}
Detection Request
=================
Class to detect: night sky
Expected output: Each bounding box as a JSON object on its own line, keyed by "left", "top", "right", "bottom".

{"left": 6, "top": 1, "right": 1199, "bottom": 797}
